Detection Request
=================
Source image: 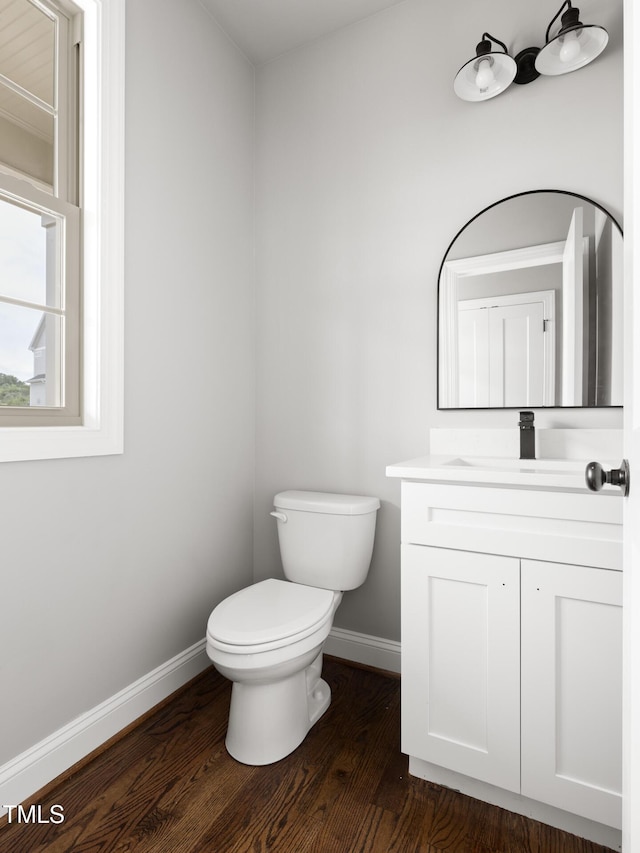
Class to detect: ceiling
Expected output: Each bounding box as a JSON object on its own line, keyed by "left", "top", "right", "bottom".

{"left": 199, "top": 0, "right": 408, "bottom": 66}
{"left": 0, "top": 0, "right": 55, "bottom": 141}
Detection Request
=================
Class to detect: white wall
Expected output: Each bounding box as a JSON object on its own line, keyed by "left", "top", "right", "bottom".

{"left": 254, "top": 0, "right": 623, "bottom": 642}
{"left": 0, "top": 0, "right": 255, "bottom": 765}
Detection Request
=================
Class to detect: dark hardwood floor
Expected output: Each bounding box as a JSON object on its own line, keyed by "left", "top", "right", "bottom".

{"left": 0, "top": 658, "right": 616, "bottom": 853}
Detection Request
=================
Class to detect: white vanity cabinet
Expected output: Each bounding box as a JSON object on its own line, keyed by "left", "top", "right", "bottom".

{"left": 394, "top": 472, "right": 623, "bottom": 839}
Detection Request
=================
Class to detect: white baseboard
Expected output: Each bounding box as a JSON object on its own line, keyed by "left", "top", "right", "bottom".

{"left": 0, "top": 640, "right": 210, "bottom": 817}
{"left": 325, "top": 627, "right": 401, "bottom": 674}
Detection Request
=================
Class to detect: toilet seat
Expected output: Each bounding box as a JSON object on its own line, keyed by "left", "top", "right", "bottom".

{"left": 207, "top": 578, "right": 336, "bottom": 654}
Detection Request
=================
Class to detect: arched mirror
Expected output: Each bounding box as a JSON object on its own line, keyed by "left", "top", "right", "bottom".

{"left": 437, "top": 191, "right": 623, "bottom": 409}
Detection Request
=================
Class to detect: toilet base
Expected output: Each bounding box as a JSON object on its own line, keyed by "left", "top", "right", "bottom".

{"left": 225, "top": 653, "right": 330, "bottom": 765}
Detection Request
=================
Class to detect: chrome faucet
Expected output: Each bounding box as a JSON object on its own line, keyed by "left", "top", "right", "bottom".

{"left": 519, "top": 411, "right": 535, "bottom": 460}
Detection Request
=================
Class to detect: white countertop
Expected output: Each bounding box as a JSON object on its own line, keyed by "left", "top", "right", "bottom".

{"left": 386, "top": 454, "right": 623, "bottom": 493}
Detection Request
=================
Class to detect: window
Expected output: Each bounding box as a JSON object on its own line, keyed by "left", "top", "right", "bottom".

{"left": 0, "top": 0, "right": 124, "bottom": 461}
{"left": 0, "top": 0, "right": 81, "bottom": 424}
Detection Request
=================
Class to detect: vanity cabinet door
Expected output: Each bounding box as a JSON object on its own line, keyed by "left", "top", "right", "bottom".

{"left": 521, "top": 559, "right": 622, "bottom": 829}
{"left": 401, "top": 544, "right": 520, "bottom": 792}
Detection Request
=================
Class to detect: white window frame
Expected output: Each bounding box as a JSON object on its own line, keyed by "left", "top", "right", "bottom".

{"left": 0, "top": 0, "right": 124, "bottom": 462}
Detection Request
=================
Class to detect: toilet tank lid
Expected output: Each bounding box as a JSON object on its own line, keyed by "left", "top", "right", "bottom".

{"left": 274, "top": 490, "right": 380, "bottom": 515}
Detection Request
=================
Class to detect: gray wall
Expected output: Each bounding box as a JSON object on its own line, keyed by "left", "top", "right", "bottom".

{"left": 254, "top": 0, "right": 623, "bottom": 643}
{"left": 0, "top": 0, "right": 255, "bottom": 765}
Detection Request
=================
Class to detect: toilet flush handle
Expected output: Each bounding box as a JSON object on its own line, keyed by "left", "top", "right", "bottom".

{"left": 270, "top": 511, "right": 287, "bottom": 523}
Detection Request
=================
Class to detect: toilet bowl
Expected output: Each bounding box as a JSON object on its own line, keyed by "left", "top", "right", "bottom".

{"left": 207, "top": 578, "right": 342, "bottom": 764}
{"left": 206, "top": 490, "right": 379, "bottom": 765}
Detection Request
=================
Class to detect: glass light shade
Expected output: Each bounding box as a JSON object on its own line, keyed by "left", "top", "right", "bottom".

{"left": 535, "top": 23, "right": 608, "bottom": 75}
{"left": 454, "top": 51, "right": 517, "bottom": 101}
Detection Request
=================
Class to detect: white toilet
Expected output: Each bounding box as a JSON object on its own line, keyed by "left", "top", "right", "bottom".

{"left": 206, "top": 489, "right": 380, "bottom": 765}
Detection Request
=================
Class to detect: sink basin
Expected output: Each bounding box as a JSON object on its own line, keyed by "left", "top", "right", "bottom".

{"left": 442, "top": 456, "right": 584, "bottom": 473}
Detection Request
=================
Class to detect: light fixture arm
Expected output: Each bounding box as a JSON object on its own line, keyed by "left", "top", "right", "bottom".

{"left": 480, "top": 32, "right": 509, "bottom": 55}
{"left": 545, "top": 1, "right": 575, "bottom": 43}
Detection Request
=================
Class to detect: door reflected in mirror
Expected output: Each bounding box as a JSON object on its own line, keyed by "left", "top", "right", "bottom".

{"left": 438, "top": 191, "right": 623, "bottom": 409}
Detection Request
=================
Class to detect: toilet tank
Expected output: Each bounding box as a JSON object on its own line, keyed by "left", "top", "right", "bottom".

{"left": 272, "top": 490, "right": 380, "bottom": 591}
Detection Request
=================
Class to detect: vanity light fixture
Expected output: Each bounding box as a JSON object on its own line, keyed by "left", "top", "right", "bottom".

{"left": 535, "top": 1, "right": 608, "bottom": 76}
{"left": 453, "top": 33, "right": 517, "bottom": 102}
{"left": 454, "top": 2, "right": 608, "bottom": 101}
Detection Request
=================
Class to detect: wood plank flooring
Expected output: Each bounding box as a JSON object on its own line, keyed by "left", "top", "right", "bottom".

{"left": 0, "top": 658, "right": 616, "bottom": 853}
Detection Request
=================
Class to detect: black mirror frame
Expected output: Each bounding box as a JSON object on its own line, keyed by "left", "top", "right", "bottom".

{"left": 437, "top": 189, "right": 623, "bottom": 411}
